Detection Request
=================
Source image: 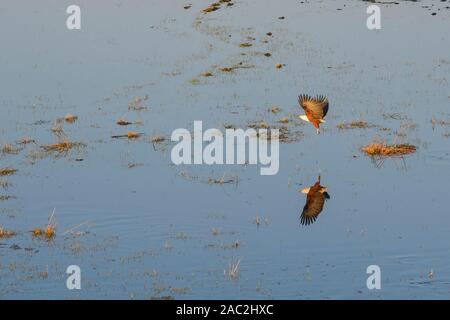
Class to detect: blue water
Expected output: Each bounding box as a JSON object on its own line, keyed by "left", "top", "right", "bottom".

{"left": 1, "top": 0, "right": 450, "bottom": 299}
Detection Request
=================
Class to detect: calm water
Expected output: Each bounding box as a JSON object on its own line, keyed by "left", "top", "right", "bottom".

{"left": 1, "top": 0, "right": 450, "bottom": 299}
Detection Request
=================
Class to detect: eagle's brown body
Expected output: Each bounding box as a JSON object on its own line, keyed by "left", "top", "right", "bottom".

{"left": 300, "top": 176, "right": 330, "bottom": 226}
{"left": 298, "top": 94, "right": 329, "bottom": 134}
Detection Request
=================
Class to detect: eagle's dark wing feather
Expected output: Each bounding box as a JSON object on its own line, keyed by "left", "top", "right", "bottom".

{"left": 300, "top": 191, "right": 326, "bottom": 226}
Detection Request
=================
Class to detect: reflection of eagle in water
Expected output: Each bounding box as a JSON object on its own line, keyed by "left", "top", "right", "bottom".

{"left": 300, "top": 176, "right": 330, "bottom": 226}
{"left": 298, "top": 94, "right": 329, "bottom": 135}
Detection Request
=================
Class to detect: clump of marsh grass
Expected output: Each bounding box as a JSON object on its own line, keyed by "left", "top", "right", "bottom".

{"left": 269, "top": 106, "right": 280, "bottom": 113}
{"left": 219, "top": 67, "right": 234, "bottom": 73}
{"left": 337, "top": 120, "right": 375, "bottom": 130}
{"left": 0, "top": 226, "right": 15, "bottom": 238}
{"left": 128, "top": 96, "right": 147, "bottom": 111}
{"left": 0, "top": 168, "right": 17, "bottom": 176}
{"left": 278, "top": 116, "right": 289, "bottom": 123}
{"left": 32, "top": 209, "right": 56, "bottom": 239}
{"left": 1, "top": 144, "right": 21, "bottom": 155}
{"left": 225, "top": 258, "right": 241, "bottom": 279}
{"left": 361, "top": 142, "right": 416, "bottom": 157}
{"left": 151, "top": 135, "right": 165, "bottom": 143}
{"left": 116, "top": 118, "right": 133, "bottom": 126}
{"left": 63, "top": 114, "right": 78, "bottom": 123}
{"left": 41, "top": 141, "right": 84, "bottom": 153}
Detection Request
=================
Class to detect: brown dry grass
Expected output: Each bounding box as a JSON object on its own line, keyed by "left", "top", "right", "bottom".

{"left": 116, "top": 119, "right": 133, "bottom": 126}
{"left": 32, "top": 209, "right": 56, "bottom": 239}
{"left": 362, "top": 143, "right": 417, "bottom": 157}
{"left": 0, "top": 168, "right": 17, "bottom": 176}
{"left": 64, "top": 114, "right": 78, "bottom": 123}
{"left": 219, "top": 67, "right": 234, "bottom": 73}
{"left": 1, "top": 144, "right": 21, "bottom": 155}
{"left": 127, "top": 131, "right": 140, "bottom": 139}
{"left": 0, "top": 227, "right": 15, "bottom": 238}
{"left": 151, "top": 136, "right": 165, "bottom": 143}
{"left": 41, "top": 141, "right": 84, "bottom": 153}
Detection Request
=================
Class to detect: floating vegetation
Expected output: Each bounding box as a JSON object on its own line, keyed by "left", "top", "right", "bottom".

{"left": 383, "top": 113, "right": 407, "bottom": 120}
{"left": 128, "top": 96, "right": 147, "bottom": 111}
{"left": 275, "top": 63, "right": 283, "bottom": 69}
{"left": 111, "top": 131, "right": 141, "bottom": 139}
{"left": 33, "top": 209, "right": 56, "bottom": 239}
{"left": 337, "top": 120, "right": 375, "bottom": 130}
{"left": 212, "top": 228, "right": 221, "bottom": 236}
{"left": 362, "top": 142, "right": 417, "bottom": 157}
{"left": 219, "top": 67, "right": 234, "bottom": 73}
{"left": 248, "top": 121, "right": 269, "bottom": 129}
{"left": 41, "top": 141, "right": 85, "bottom": 154}
{"left": 51, "top": 125, "right": 64, "bottom": 135}
{"left": 1, "top": 144, "right": 21, "bottom": 155}
{"left": 183, "top": 4, "right": 192, "bottom": 10}
{"left": 189, "top": 78, "right": 200, "bottom": 85}
{"left": 269, "top": 106, "right": 280, "bottom": 113}
{"left": 0, "top": 226, "right": 15, "bottom": 238}
{"left": 202, "top": 3, "right": 220, "bottom": 13}
{"left": 0, "top": 195, "right": 16, "bottom": 201}
{"left": 116, "top": 119, "right": 133, "bottom": 126}
{"left": 128, "top": 163, "right": 143, "bottom": 169}
{"left": 278, "top": 117, "right": 289, "bottom": 123}
{"left": 0, "top": 168, "right": 17, "bottom": 176}
{"left": 151, "top": 135, "right": 165, "bottom": 143}
{"left": 239, "top": 42, "right": 252, "bottom": 48}
{"left": 208, "top": 175, "right": 238, "bottom": 185}
{"left": 17, "top": 137, "right": 35, "bottom": 145}
{"left": 64, "top": 114, "right": 78, "bottom": 123}
{"left": 431, "top": 117, "right": 450, "bottom": 127}
{"left": 32, "top": 228, "right": 43, "bottom": 237}
{"left": 200, "top": 71, "right": 213, "bottom": 77}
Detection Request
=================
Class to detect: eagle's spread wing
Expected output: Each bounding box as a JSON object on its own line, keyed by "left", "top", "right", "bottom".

{"left": 298, "top": 94, "right": 329, "bottom": 119}
{"left": 300, "top": 180, "right": 329, "bottom": 226}
{"left": 300, "top": 192, "right": 326, "bottom": 226}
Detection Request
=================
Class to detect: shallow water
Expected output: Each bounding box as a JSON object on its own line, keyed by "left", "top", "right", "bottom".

{"left": 1, "top": 0, "right": 450, "bottom": 299}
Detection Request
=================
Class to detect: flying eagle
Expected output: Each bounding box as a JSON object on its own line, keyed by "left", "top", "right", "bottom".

{"left": 299, "top": 176, "right": 330, "bottom": 226}
{"left": 298, "top": 94, "right": 329, "bottom": 134}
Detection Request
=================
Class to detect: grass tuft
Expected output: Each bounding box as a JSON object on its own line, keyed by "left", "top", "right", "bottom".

{"left": 362, "top": 143, "right": 416, "bottom": 157}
